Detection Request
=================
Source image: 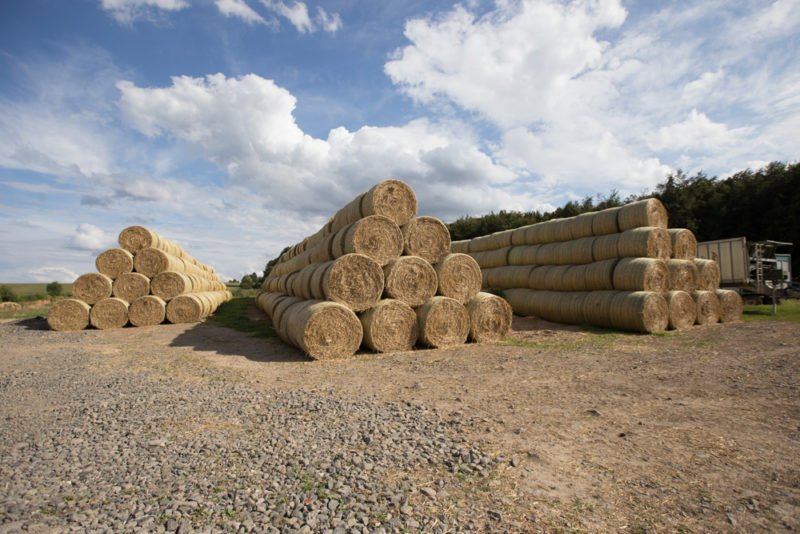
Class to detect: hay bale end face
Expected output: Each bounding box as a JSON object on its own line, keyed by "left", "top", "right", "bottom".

{"left": 609, "top": 291, "right": 669, "bottom": 333}
{"left": 72, "top": 273, "right": 113, "bottom": 305}
{"left": 666, "top": 290, "right": 696, "bottom": 330}
{"left": 617, "top": 227, "right": 672, "bottom": 260}
{"left": 90, "top": 297, "right": 130, "bottom": 330}
{"left": 667, "top": 259, "right": 699, "bottom": 292}
{"left": 694, "top": 259, "right": 721, "bottom": 290}
{"left": 129, "top": 295, "right": 167, "bottom": 327}
{"left": 361, "top": 179, "right": 417, "bottom": 227}
{"left": 466, "top": 292, "right": 513, "bottom": 343}
{"left": 402, "top": 216, "right": 452, "bottom": 264}
{"left": 95, "top": 248, "right": 134, "bottom": 279}
{"left": 668, "top": 228, "right": 698, "bottom": 260}
{"left": 435, "top": 253, "right": 482, "bottom": 304}
{"left": 416, "top": 296, "right": 470, "bottom": 348}
{"left": 716, "top": 289, "right": 743, "bottom": 323}
{"left": 112, "top": 272, "right": 151, "bottom": 302}
{"left": 693, "top": 290, "right": 721, "bottom": 325}
{"left": 617, "top": 198, "right": 668, "bottom": 231}
{"left": 612, "top": 258, "right": 670, "bottom": 292}
{"left": 337, "top": 215, "right": 403, "bottom": 266}
{"left": 383, "top": 256, "right": 438, "bottom": 307}
{"left": 48, "top": 299, "right": 91, "bottom": 331}
{"left": 285, "top": 300, "right": 363, "bottom": 360}
{"left": 118, "top": 225, "right": 160, "bottom": 252}
{"left": 359, "top": 299, "right": 418, "bottom": 353}
{"left": 150, "top": 271, "right": 192, "bottom": 301}
{"left": 322, "top": 254, "right": 384, "bottom": 311}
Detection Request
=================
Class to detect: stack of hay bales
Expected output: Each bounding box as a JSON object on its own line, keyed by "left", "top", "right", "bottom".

{"left": 48, "top": 226, "right": 231, "bottom": 331}
{"left": 453, "top": 198, "right": 742, "bottom": 333}
{"left": 257, "top": 179, "right": 512, "bottom": 360}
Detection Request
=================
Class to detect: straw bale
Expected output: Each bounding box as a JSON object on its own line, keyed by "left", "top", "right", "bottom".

{"left": 95, "top": 248, "right": 134, "bottom": 279}
{"left": 528, "top": 265, "right": 555, "bottom": 290}
{"left": 359, "top": 299, "right": 417, "bottom": 352}
{"left": 618, "top": 198, "right": 668, "bottom": 231}
{"left": 617, "top": 227, "right": 672, "bottom": 259}
{"left": 557, "top": 237, "right": 595, "bottom": 265}
{"left": 510, "top": 226, "right": 529, "bottom": 246}
{"left": 466, "top": 292, "right": 513, "bottom": 343}
{"left": 556, "top": 291, "right": 588, "bottom": 325}
{"left": 486, "top": 266, "right": 534, "bottom": 290}
{"left": 508, "top": 289, "right": 561, "bottom": 321}
{"left": 562, "top": 265, "right": 589, "bottom": 291}
{"left": 321, "top": 253, "right": 384, "bottom": 311}
{"left": 666, "top": 290, "right": 696, "bottom": 330}
{"left": 166, "top": 291, "right": 229, "bottom": 324}
{"left": 361, "top": 179, "right": 417, "bottom": 226}
{"left": 273, "top": 296, "right": 304, "bottom": 338}
{"left": 609, "top": 291, "right": 669, "bottom": 333}
{"left": 435, "top": 253, "right": 482, "bottom": 304}
{"left": 715, "top": 289, "right": 743, "bottom": 323}
{"left": 544, "top": 265, "right": 572, "bottom": 291}
{"left": 468, "top": 233, "right": 500, "bottom": 253}
{"left": 481, "top": 268, "right": 491, "bottom": 289}
{"left": 133, "top": 248, "right": 183, "bottom": 278}
{"left": 584, "top": 259, "right": 620, "bottom": 290}
{"left": 186, "top": 273, "right": 224, "bottom": 292}
{"left": 582, "top": 291, "right": 617, "bottom": 329}
{"left": 552, "top": 218, "right": 574, "bottom": 243}
{"left": 47, "top": 299, "right": 91, "bottom": 331}
{"left": 694, "top": 259, "right": 721, "bottom": 290}
{"left": 501, "top": 288, "right": 536, "bottom": 316}
{"left": 470, "top": 247, "right": 511, "bottom": 269}
{"left": 450, "top": 240, "right": 470, "bottom": 254}
{"left": 309, "top": 263, "right": 331, "bottom": 300}
{"left": 119, "top": 226, "right": 169, "bottom": 253}
{"left": 667, "top": 259, "right": 699, "bottom": 292}
{"left": 383, "top": 256, "right": 437, "bottom": 307}
{"left": 537, "top": 219, "right": 563, "bottom": 244}
{"left": 330, "top": 215, "right": 403, "bottom": 265}
{"left": 402, "top": 216, "right": 451, "bottom": 263}
{"left": 150, "top": 271, "right": 192, "bottom": 301}
{"left": 591, "top": 207, "right": 621, "bottom": 236}
{"left": 569, "top": 212, "right": 595, "bottom": 240}
{"left": 254, "top": 291, "right": 281, "bottom": 318}
{"left": 668, "top": 228, "right": 698, "bottom": 260}
{"left": 692, "top": 290, "right": 721, "bottom": 325}
{"left": 508, "top": 245, "right": 540, "bottom": 266}
{"left": 128, "top": 295, "right": 166, "bottom": 327}
{"left": 73, "top": 273, "right": 113, "bottom": 305}
{"left": 90, "top": 297, "right": 129, "bottom": 330}
{"left": 308, "top": 233, "right": 336, "bottom": 264}
{"left": 536, "top": 243, "right": 559, "bottom": 265}
{"left": 415, "top": 296, "right": 470, "bottom": 348}
{"left": 284, "top": 300, "right": 363, "bottom": 360}
{"left": 612, "top": 258, "right": 670, "bottom": 292}
{"left": 112, "top": 272, "right": 150, "bottom": 302}
{"left": 592, "top": 234, "right": 620, "bottom": 261}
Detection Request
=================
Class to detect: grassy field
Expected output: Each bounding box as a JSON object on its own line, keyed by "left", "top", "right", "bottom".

{"left": 0, "top": 283, "right": 72, "bottom": 298}
{"left": 743, "top": 299, "right": 800, "bottom": 323}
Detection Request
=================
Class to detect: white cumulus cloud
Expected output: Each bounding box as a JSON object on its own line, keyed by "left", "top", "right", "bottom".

{"left": 70, "top": 223, "right": 114, "bottom": 251}
{"left": 214, "top": 0, "right": 269, "bottom": 25}
{"left": 99, "top": 0, "right": 189, "bottom": 24}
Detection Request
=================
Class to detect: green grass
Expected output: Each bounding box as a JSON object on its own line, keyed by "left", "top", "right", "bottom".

{"left": 742, "top": 299, "right": 800, "bottom": 323}
{"left": 1, "top": 283, "right": 72, "bottom": 298}
{"left": 211, "top": 297, "right": 276, "bottom": 337}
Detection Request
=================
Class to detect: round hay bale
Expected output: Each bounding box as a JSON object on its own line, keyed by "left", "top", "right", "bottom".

{"left": 557, "top": 291, "right": 588, "bottom": 325}
{"left": 128, "top": 295, "right": 166, "bottom": 327}
{"left": 166, "top": 291, "right": 228, "bottom": 324}
{"left": 544, "top": 265, "right": 571, "bottom": 291}
{"left": 592, "top": 234, "right": 620, "bottom": 261}
{"left": 536, "top": 243, "right": 559, "bottom": 265}
{"left": 692, "top": 290, "right": 721, "bottom": 325}
{"left": 609, "top": 291, "right": 669, "bottom": 333}
{"left": 584, "top": 259, "right": 621, "bottom": 290}
{"left": 694, "top": 259, "right": 721, "bottom": 290}
{"left": 715, "top": 289, "right": 743, "bottom": 323}
{"left": 552, "top": 218, "right": 574, "bottom": 243}
{"left": 309, "top": 233, "right": 336, "bottom": 264}
{"left": 112, "top": 272, "right": 150, "bottom": 302}
{"left": 309, "top": 263, "right": 331, "bottom": 300}
{"left": 359, "top": 299, "right": 417, "bottom": 353}
{"left": 501, "top": 288, "right": 537, "bottom": 316}
{"left": 521, "top": 221, "right": 547, "bottom": 245}
{"left": 435, "top": 253, "right": 482, "bottom": 304}
{"left": 273, "top": 296, "right": 304, "bottom": 337}
{"left": 90, "top": 297, "right": 129, "bottom": 330}
{"left": 508, "top": 245, "right": 540, "bottom": 266}
{"left": 468, "top": 233, "right": 500, "bottom": 253}
{"left": 150, "top": 271, "right": 193, "bottom": 301}
{"left": 322, "top": 254, "right": 384, "bottom": 311}
{"left": 254, "top": 291, "right": 280, "bottom": 317}
{"left": 293, "top": 264, "right": 317, "bottom": 300}
{"left": 487, "top": 266, "right": 534, "bottom": 290}
{"left": 415, "top": 296, "right": 469, "bottom": 348}
{"left": 466, "top": 292, "right": 513, "bottom": 343}
{"left": 118, "top": 225, "right": 162, "bottom": 252}
{"left": 481, "top": 267, "right": 491, "bottom": 289}
{"left": 666, "top": 290, "right": 696, "bottom": 330}
{"left": 133, "top": 248, "right": 184, "bottom": 278}
{"left": 450, "top": 240, "right": 470, "bottom": 254}
{"left": 528, "top": 265, "right": 555, "bottom": 290}
{"left": 95, "top": 248, "right": 134, "bottom": 279}
{"left": 47, "top": 299, "right": 91, "bottom": 331}
{"left": 617, "top": 227, "right": 672, "bottom": 259}
{"left": 562, "top": 265, "right": 589, "bottom": 291}
{"left": 668, "top": 228, "right": 698, "bottom": 260}
{"left": 383, "top": 256, "right": 438, "bottom": 307}
{"left": 470, "top": 247, "right": 512, "bottom": 269}
{"left": 72, "top": 273, "right": 113, "bottom": 305}
{"left": 536, "top": 219, "right": 562, "bottom": 244}
{"left": 361, "top": 179, "right": 417, "bottom": 227}
{"left": 667, "top": 259, "right": 699, "bottom": 292}
{"left": 582, "top": 290, "right": 617, "bottom": 329}
{"left": 617, "top": 198, "right": 668, "bottom": 231}
{"left": 331, "top": 215, "right": 403, "bottom": 265}
{"left": 510, "top": 226, "right": 529, "bottom": 246}
{"left": 285, "top": 300, "right": 363, "bottom": 359}
{"left": 557, "top": 237, "right": 595, "bottom": 265}
{"left": 591, "top": 207, "right": 621, "bottom": 236}
{"left": 612, "top": 258, "right": 670, "bottom": 292}
{"left": 569, "top": 212, "right": 595, "bottom": 240}
{"left": 401, "top": 216, "right": 451, "bottom": 263}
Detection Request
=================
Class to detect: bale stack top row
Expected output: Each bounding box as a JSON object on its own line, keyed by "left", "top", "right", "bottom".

{"left": 48, "top": 226, "right": 231, "bottom": 331}
{"left": 258, "top": 179, "right": 512, "bottom": 360}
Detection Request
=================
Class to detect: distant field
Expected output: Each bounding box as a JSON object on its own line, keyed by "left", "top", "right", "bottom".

{"left": 1, "top": 283, "right": 73, "bottom": 297}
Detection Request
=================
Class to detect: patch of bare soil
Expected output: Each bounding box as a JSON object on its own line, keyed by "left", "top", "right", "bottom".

{"left": 5, "top": 305, "right": 800, "bottom": 532}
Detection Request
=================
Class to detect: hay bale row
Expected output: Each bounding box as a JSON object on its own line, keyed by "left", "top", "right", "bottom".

{"left": 119, "top": 226, "right": 214, "bottom": 275}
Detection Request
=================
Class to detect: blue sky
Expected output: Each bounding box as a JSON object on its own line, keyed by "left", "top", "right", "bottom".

{"left": 1, "top": 0, "right": 798, "bottom": 283}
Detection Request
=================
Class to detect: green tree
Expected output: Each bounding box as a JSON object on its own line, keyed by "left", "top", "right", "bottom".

{"left": 0, "top": 285, "right": 16, "bottom": 302}
{"left": 240, "top": 274, "right": 255, "bottom": 289}
{"left": 46, "top": 281, "right": 63, "bottom": 297}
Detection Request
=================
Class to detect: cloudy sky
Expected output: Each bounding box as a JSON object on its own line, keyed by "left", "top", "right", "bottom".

{"left": 1, "top": 0, "right": 798, "bottom": 283}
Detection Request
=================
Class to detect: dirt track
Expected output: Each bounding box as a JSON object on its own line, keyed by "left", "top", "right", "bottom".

{"left": 2, "top": 306, "right": 799, "bottom": 532}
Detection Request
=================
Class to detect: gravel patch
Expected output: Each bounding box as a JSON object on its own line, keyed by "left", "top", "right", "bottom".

{"left": 0, "top": 320, "right": 499, "bottom": 533}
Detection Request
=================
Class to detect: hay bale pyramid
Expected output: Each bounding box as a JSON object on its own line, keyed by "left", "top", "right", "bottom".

{"left": 48, "top": 226, "right": 231, "bottom": 331}
{"left": 257, "top": 179, "right": 511, "bottom": 360}
{"left": 452, "top": 198, "right": 742, "bottom": 333}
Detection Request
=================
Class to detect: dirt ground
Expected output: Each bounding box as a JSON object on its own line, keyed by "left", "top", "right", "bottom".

{"left": 6, "top": 305, "right": 800, "bottom": 533}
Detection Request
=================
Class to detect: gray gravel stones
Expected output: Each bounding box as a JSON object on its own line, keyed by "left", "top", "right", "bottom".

{"left": 0, "top": 321, "right": 498, "bottom": 533}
